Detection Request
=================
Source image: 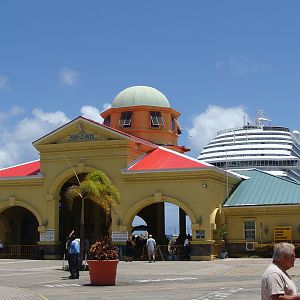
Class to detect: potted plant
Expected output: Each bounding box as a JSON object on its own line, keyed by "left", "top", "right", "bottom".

{"left": 87, "top": 236, "right": 119, "bottom": 285}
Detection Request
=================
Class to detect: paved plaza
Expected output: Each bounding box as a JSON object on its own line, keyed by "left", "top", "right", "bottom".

{"left": 1, "top": 258, "right": 300, "bottom": 299}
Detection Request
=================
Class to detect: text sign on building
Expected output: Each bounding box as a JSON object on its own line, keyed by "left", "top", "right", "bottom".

{"left": 112, "top": 231, "right": 128, "bottom": 242}
{"left": 69, "top": 131, "right": 96, "bottom": 142}
{"left": 196, "top": 230, "right": 205, "bottom": 239}
{"left": 274, "top": 226, "right": 292, "bottom": 242}
{"left": 45, "top": 229, "right": 55, "bottom": 242}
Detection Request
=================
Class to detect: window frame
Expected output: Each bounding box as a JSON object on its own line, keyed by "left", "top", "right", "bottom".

{"left": 119, "top": 111, "right": 132, "bottom": 128}
{"left": 243, "top": 220, "right": 256, "bottom": 240}
{"left": 150, "top": 111, "right": 164, "bottom": 128}
{"left": 104, "top": 115, "right": 111, "bottom": 127}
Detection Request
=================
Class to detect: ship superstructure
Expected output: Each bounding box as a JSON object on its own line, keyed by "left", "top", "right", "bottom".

{"left": 197, "top": 112, "right": 300, "bottom": 182}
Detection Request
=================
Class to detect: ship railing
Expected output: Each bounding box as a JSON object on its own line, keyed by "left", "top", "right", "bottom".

{"left": 217, "top": 126, "right": 290, "bottom": 135}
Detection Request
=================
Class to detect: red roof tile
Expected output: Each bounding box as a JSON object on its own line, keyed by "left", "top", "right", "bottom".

{"left": 128, "top": 147, "right": 210, "bottom": 171}
{"left": 0, "top": 160, "right": 40, "bottom": 177}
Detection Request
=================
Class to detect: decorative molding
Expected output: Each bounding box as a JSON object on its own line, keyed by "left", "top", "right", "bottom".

{"left": 38, "top": 226, "right": 46, "bottom": 233}
{"left": 8, "top": 196, "right": 16, "bottom": 206}
{"left": 154, "top": 192, "right": 162, "bottom": 202}
{"left": 46, "top": 194, "right": 54, "bottom": 201}
{"left": 77, "top": 162, "right": 85, "bottom": 172}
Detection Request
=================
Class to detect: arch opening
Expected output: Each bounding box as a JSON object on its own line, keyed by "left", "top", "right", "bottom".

{"left": 0, "top": 206, "right": 39, "bottom": 245}
{"left": 129, "top": 202, "right": 192, "bottom": 260}
{"left": 132, "top": 202, "right": 192, "bottom": 241}
{"left": 59, "top": 173, "right": 110, "bottom": 251}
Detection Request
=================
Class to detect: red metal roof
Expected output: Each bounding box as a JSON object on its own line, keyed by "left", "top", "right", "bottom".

{"left": 128, "top": 147, "right": 210, "bottom": 171}
{"left": 0, "top": 160, "right": 40, "bottom": 177}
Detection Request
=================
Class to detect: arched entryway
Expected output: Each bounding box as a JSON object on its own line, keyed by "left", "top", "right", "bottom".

{"left": 0, "top": 206, "right": 39, "bottom": 244}
{"left": 58, "top": 173, "right": 111, "bottom": 253}
{"left": 130, "top": 201, "right": 193, "bottom": 260}
{"left": 0, "top": 206, "right": 39, "bottom": 258}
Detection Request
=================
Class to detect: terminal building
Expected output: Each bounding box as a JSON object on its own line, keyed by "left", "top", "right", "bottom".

{"left": 0, "top": 85, "right": 299, "bottom": 260}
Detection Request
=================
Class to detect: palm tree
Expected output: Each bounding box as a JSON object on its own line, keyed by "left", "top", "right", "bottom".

{"left": 66, "top": 170, "right": 120, "bottom": 262}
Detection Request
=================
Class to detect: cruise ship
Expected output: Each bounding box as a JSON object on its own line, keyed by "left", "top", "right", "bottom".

{"left": 197, "top": 113, "right": 300, "bottom": 182}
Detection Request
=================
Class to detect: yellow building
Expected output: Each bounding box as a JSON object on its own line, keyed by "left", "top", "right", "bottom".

{"left": 0, "top": 85, "right": 299, "bottom": 260}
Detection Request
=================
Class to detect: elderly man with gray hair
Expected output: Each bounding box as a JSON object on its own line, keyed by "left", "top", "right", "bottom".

{"left": 261, "top": 242, "right": 300, "bottom": 299}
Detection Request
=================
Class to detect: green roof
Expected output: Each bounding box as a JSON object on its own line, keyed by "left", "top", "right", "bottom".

{"left": 223, "top": 169, "right": 300, "bottom": 207}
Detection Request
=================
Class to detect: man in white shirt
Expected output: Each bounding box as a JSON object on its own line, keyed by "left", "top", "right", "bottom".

{"left": 261, "top": 242, "right": 300, "bottom": 299}
{"left": 146, "top": 234, "right": 156, "bottom": 263}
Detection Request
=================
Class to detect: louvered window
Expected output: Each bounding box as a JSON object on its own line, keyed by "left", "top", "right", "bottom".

{"left": 119, "top": 112, "right": 132, "bottom": 127}
{"left": 150, "top": 111, "right": 164, "bottom": 128}
{"left": 104, "top": 116, "right": 110, "bottom": 126}
{"left": 172, "top": 116, "right": 182, "bottom": 135}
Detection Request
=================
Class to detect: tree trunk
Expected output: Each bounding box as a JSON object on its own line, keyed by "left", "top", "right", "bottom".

{"left": 80, "top": 197, "right": 85, "bottom": 267}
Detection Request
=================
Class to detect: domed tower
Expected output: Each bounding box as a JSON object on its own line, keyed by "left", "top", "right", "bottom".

{"left": 101, "top": 86, "right": 188, "bottom": 153}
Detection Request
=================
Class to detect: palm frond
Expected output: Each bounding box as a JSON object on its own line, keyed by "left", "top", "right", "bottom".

{"left": 65, "top": 170, "right": 120, "bottom": 227}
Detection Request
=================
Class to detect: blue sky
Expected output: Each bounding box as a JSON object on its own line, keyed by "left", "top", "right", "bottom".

{"left": 1, "top": 1, "right": 300, "bottom": 233}
{"left": 1, "top": 1, "right": 300, "bottom": 165}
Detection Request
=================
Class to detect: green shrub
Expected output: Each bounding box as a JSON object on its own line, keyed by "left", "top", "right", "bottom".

{"left": 255, "top": 243, "right": 274, "bottom": 258}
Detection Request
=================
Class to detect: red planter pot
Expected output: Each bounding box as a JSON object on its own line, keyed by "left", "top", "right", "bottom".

{"left": 87, "top": 260, "right": 119, "bottom": 285}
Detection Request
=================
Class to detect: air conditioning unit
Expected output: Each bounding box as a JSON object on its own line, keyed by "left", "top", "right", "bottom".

{"left": 246, "top": 242, "right": 257, "bottom": 251}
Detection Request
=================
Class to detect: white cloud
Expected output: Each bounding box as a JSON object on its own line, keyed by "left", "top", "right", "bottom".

{"left": 216, "top": 55, "right": 271, "bottom": 76}
{"left": 0, "top": 108, "right": 70, "bottom": 168}
{"left": 187, "top": 105, "right": 252, "bottom": 157}
{"left": 102, "top": 102, "right": 111, "bottom": 111}
{"left": 0, "top": 102, "right": 114, "bottom": 168}
{"left": 32, "top": 108, "right": 70, "bottom": 125}
{"left": 80, "top": 102, "right": 111, "bottom": 123}
{"left": 80, "top": 106, "right": 103, "bottom": 123}
{"left": 59, "top": 67, "right": 79, "bottom": 85}
{"left": 0, "top": 75, "right": 9, "bottom": 90}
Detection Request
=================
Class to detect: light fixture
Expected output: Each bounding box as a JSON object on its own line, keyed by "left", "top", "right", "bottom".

{"left": 42, "top": 219, "right": 48, "bottom": 227}
{"left": 264, "top": 225, "right": 269, "bottom": 234}
{"left": 202, "top": 183, "right": 207, "bottom": 189}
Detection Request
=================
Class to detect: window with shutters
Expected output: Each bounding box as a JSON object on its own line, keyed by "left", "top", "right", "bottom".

{"left": 119, "top": 111, "right": 132, "bottom": 127}
{"left": 150, "top": 111, "right": 164, "bottom": 128}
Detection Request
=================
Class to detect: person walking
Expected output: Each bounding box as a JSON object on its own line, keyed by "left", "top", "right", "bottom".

{"left": 125, "top": 237, "right": 134, "bottom": 262}
{"left": 68, "top": 235, "right": 80, "bottom": 279}
{"left": 146, "top": 234, "right": 156, "bottom": 263}
{"left": 261, "top": 242, "right": 300, "bottom": 299}
{"left": 183, "top": 235, "right": 191, "bottom": 260}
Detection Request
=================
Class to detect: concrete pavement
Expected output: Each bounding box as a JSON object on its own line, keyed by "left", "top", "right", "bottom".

{"left": 0, "top": 258, "right": 300, "bottom": 299}
{"left": 0, "top": 286, "right": 46, "bottom": 300}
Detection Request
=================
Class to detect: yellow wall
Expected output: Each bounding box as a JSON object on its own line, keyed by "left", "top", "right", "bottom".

{"left": 224, "top": 206, "right": 300, "bottom": 243}
{"left": 0, "top": 116, "right": 274, "bottom": 261}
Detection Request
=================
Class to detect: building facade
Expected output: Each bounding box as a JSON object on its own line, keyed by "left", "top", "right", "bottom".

{"left": 0, "top": 86, "right": 299, "bottom": 260}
